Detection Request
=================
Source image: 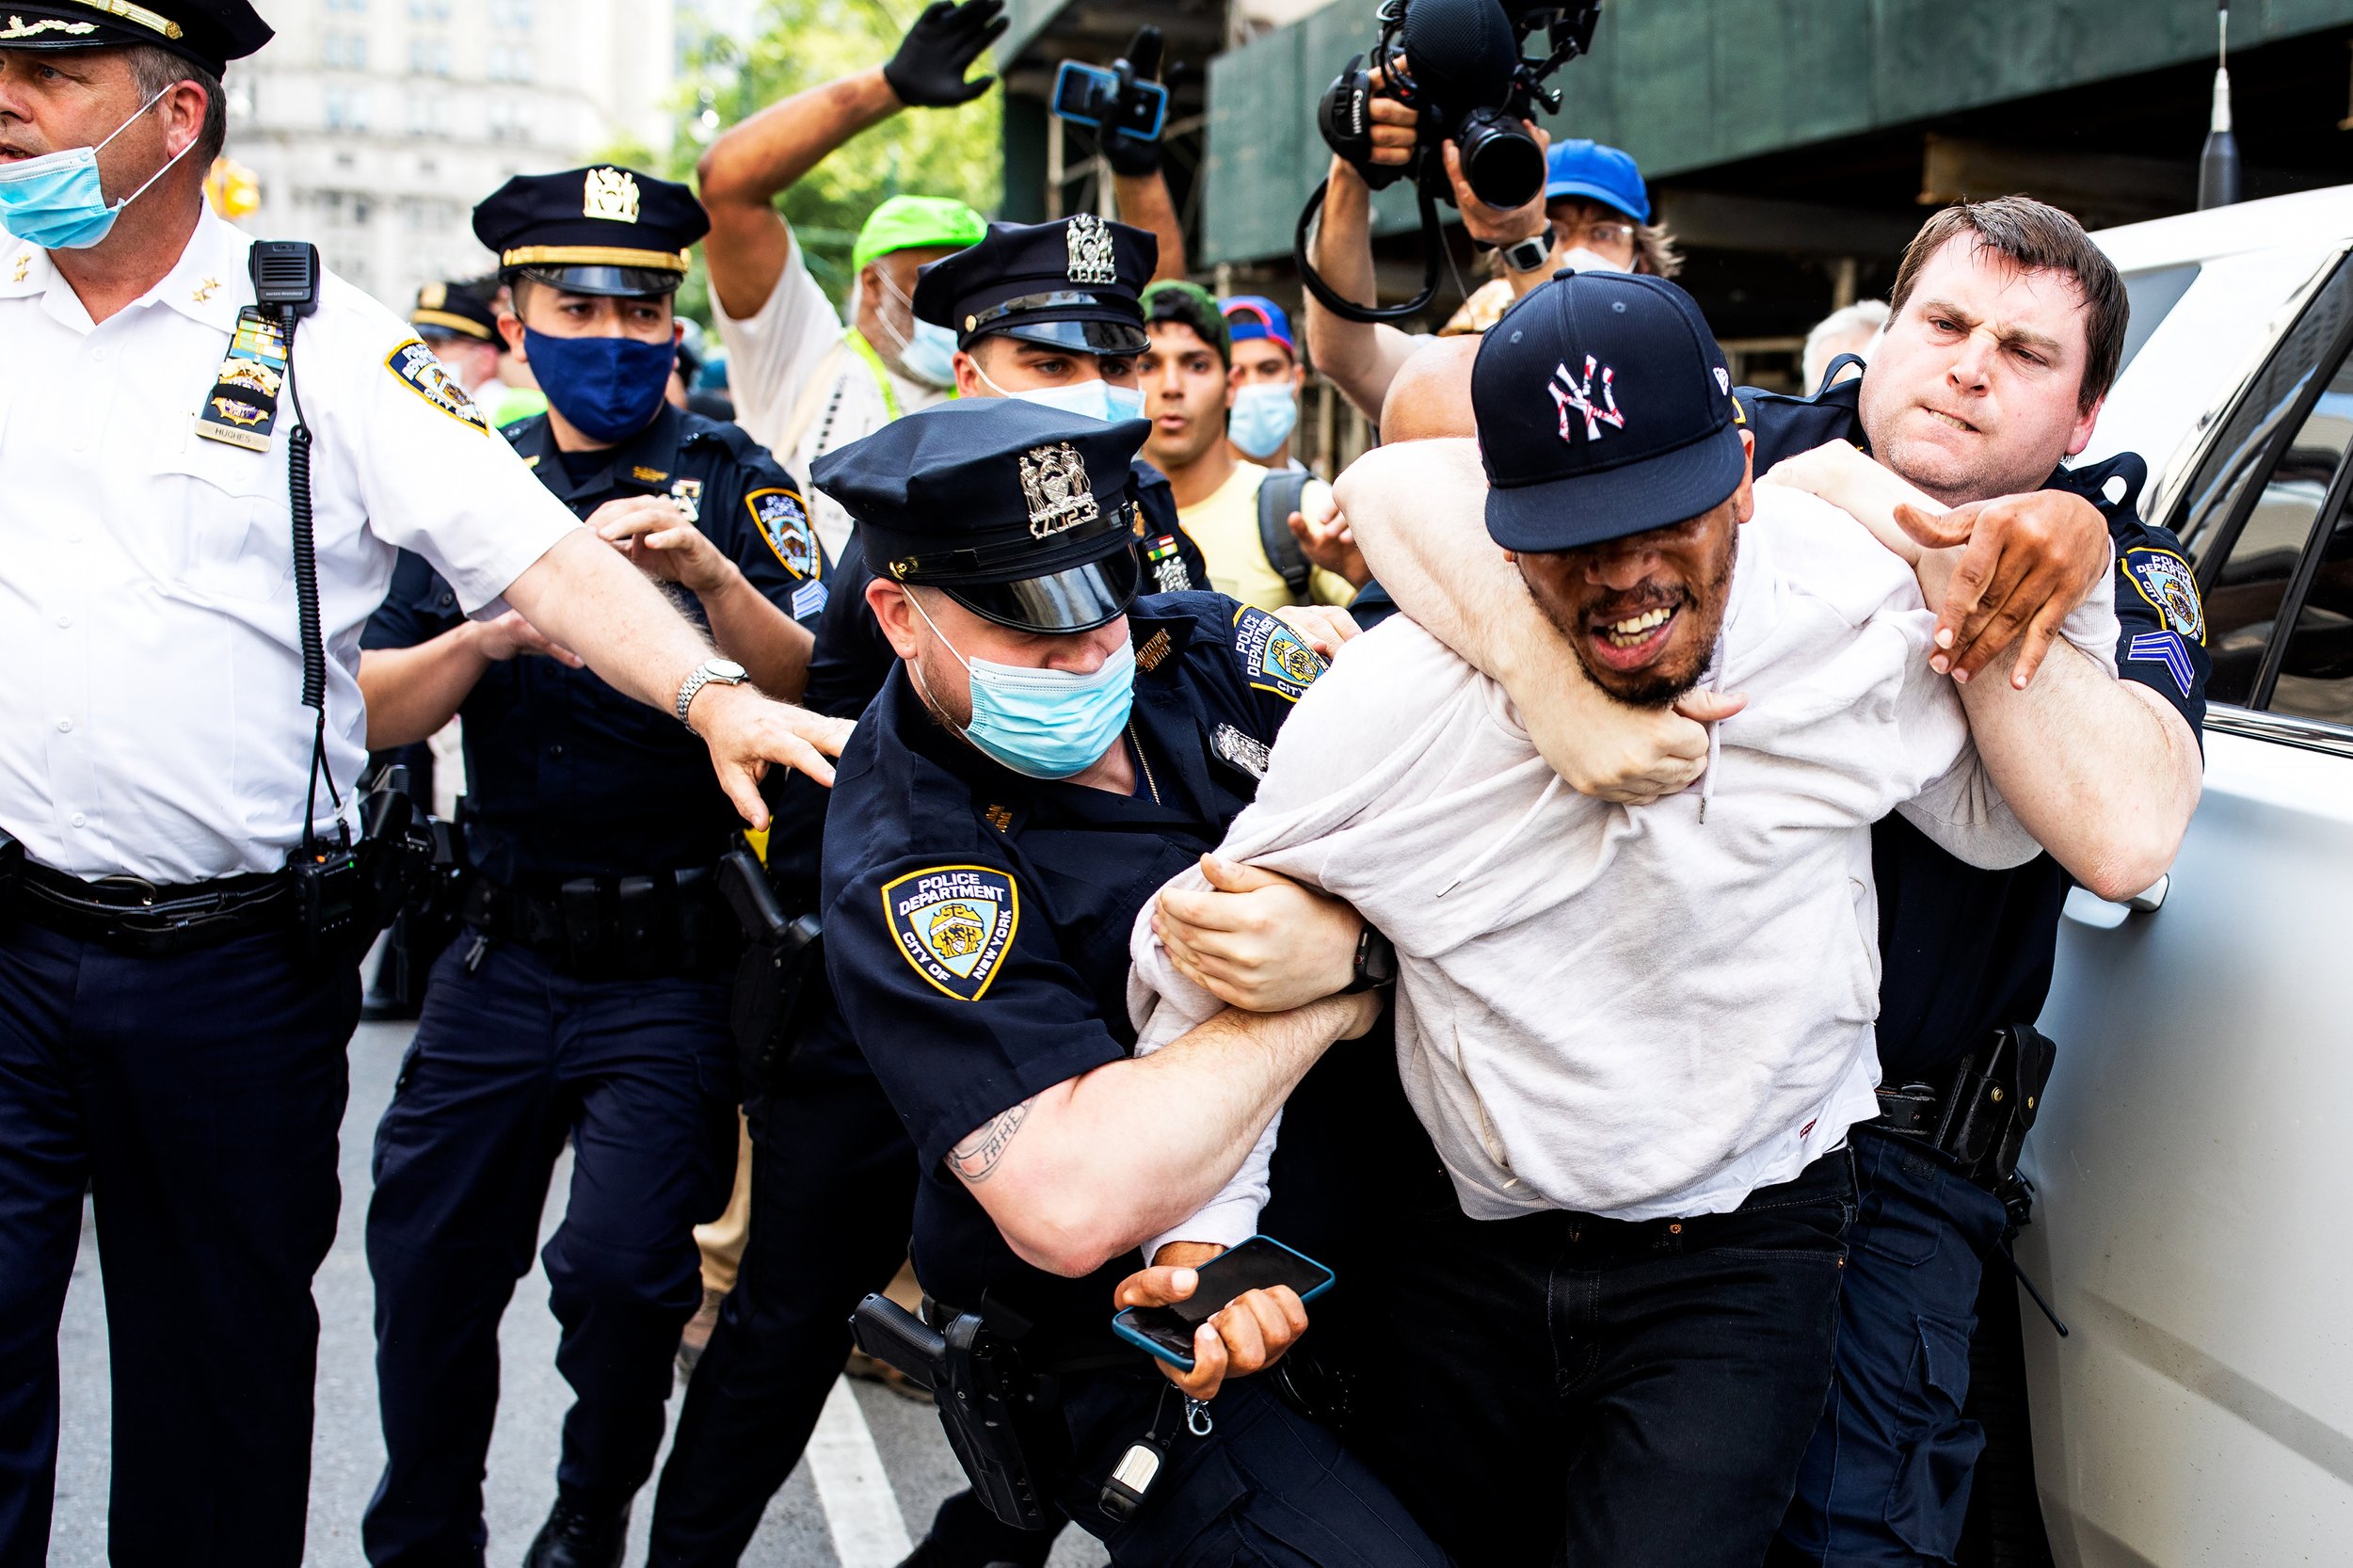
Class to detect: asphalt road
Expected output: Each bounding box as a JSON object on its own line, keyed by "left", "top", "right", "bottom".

{"left": 51, "top": 1016, "right": 1110, "bottom": 1568}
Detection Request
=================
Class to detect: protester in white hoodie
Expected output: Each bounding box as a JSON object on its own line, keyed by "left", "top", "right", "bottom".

{"left": 1116, "top": 272, "right": 2118, "bottom": 1568}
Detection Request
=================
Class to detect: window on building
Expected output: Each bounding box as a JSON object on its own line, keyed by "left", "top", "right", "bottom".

{"left": 408, "top": 38, "right": 452, "bottom": 75}
{"left": 324, "top": 87, "right": 371, "bottom": 131}
{"left": 323, "top": 31, "right": 367, "bottom": 69}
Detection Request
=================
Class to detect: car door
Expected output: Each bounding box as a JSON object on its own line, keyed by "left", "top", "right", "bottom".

{"left": 2022, "top": 247, "right": 2353, "bottom": 1568}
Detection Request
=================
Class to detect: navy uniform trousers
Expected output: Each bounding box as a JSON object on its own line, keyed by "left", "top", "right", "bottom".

{"left": 645, "top": 1026, "right": 1054, "bottom": 1568}
{"left": 0, "top": 918, "right": 357, "bottom": 1568}
{"left": 1769, "top": 1128, "right": 2009, "bottom": 1567}
{"left": 362, "top": 935, "right": 738, "bottom": 1566}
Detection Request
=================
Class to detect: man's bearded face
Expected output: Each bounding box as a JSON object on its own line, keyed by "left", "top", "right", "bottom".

{"left": 1515, "top": 499, "right": 1741, "bottom": 709}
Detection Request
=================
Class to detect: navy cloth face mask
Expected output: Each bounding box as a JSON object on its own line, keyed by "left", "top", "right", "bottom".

{"left": 523, "top": 328, "right": 677, "bottom": 443}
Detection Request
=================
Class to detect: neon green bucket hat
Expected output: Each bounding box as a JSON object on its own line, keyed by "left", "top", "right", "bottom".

{"left": 853, "top": 195, "right": 990, "bottom": 277}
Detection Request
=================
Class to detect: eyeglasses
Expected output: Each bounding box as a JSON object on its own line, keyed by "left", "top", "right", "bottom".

{"left": 1557, "top": 218, "right": 1637, "bottom": 254}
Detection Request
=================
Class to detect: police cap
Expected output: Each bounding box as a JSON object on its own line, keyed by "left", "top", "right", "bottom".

{"left": 811, "top": 399, "right": 1152, "bottom": 635}
{"left": 473, "top": 166, "right": 710, "bottom": 298}
{"left": 410, "top": 278, "right": 499, "bottom": 344}
{"left": 911, "top": 216, "right": 1155, "bottom": 358}
{"left": 0, "top": 0, "right": 271, "bottom": 78}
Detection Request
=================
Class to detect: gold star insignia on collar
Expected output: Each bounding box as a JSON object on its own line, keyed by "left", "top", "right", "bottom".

{"left": 10, "top": 253, "right": 28, "bottom": 284}
{"left": 192, "top": 277, "right": 220, "bottom": 303}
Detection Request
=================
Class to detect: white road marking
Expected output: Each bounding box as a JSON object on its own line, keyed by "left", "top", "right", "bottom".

{"left": 808, "top": 1375, "right": 915, "bottom": 1566}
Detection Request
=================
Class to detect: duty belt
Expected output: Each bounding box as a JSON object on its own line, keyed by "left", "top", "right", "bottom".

{"left": 1873, "top": 1022, "right": 2057, "bottom": 1194}
{"left": 462, "top": 866, "right": 733, "bottom": 979}
{"left": 4, "top": 850, "right": 295, "bottom": 957}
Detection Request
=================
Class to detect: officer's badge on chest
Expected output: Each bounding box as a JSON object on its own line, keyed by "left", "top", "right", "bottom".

{"left": 668, "top": 476, "right": 703, "bottom": 523}
{"left": 883, "top": 866, "right": 1020, "bottom": 1002}
{"left": 746, "top": 488, "right": 818, "bottom": 580}
{"left": 192, "top": 309, "right": 290, "bottom": 452}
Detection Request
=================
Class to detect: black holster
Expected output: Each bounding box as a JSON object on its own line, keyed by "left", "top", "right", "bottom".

{"left": 290, "top": 765, "right": 436, "bottom": 962}
{"left": 850, "top": 1293, "right": 1067, "bottom": 1530}
{"left": 1877, "top": 1022, "right": 2057, "bottom": 1223}
{"left": 718, "top": 845, "right": 824, "bottom": 1092}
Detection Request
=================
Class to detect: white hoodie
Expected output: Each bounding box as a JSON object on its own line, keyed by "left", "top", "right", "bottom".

{"left": 1128, "top": 485, "right": 2119, "bottom": 1247}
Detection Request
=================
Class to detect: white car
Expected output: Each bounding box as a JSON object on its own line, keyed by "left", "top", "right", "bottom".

{"left": 2015, "top": 186, "right": 2353, "bottom": 1563}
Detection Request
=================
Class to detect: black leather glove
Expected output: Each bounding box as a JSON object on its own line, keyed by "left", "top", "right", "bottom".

{"left": 1101, "top": 27, "right": 1165, "bottom": 178}
{"left": 881, "top": 0, "right": 1009, "bottom": 109}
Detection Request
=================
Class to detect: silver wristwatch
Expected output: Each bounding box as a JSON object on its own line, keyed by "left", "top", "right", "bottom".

{"left": 1498, "top": 232, "right": 1555, "bottom": 275}
{"left": 675, "top": 657, "right": 748, "bottom": 727}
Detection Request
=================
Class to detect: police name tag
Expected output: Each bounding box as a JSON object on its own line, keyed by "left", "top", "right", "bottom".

{"left": 192, "top": 307, "right": 289, "bottom": 452}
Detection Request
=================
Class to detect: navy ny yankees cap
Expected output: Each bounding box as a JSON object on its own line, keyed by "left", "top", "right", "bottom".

{"left": 1474, "top": 270, "right": 1748, "bottom": 553}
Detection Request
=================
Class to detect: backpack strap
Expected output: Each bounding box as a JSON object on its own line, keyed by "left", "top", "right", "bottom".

{"left": 1257, "top": 467, "right": 1314, "bottom": 602}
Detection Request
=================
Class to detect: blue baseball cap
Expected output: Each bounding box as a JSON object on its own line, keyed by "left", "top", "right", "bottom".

{"left": 1474, "top": 271, "right": 1744, "bottom": 552}
{"left": 1222, "top": 296, "right": 1295, "bottom": 354}
{"left": 1545, "top": 140, "right": 1651, "bottom": 224}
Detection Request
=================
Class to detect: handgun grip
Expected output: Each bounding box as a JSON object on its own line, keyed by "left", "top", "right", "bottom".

{"left": 718, "top": 846, "right": 791, "bottom": 943}
{"left": 851, "top": 1294, "right": 944, "bottom": 1392}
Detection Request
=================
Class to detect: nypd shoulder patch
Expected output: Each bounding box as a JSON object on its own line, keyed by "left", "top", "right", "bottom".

{"left": 1232, "top": 608, "right": 1327, "bottom": 702}
{"left": 881, "top": 865, "right": 1020, "bottom": 1003}
{"left": 387, "top": 340, "right": 488, "bottom": 433}
{"left": 2121, "top": 547, "right": 2204, "bottom": 645}
{"left": 747, "top": 488, "right": 818, "bottom": 581}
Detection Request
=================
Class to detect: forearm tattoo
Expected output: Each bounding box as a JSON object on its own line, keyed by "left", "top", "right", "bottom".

{"left": 949, "top": 1097, "right": 1034, "bottom": 1184}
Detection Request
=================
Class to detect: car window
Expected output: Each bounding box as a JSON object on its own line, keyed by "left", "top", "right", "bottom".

{"left": 2117, "top": 263, "right": 2199, "bottom": 377}
{"left": 2197, "top": 360, "right": 2353, "bottom": 706}
{"left": 2174, "top": 253, "right": 2353, "bottom": 567}
{"left": 2270, "top": 498, "right": 2353, "bottom": 726}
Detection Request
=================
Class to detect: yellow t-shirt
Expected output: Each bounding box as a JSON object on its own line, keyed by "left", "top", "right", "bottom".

{"left": 1176, "top": 460, "right": 1355, "bottom": 613}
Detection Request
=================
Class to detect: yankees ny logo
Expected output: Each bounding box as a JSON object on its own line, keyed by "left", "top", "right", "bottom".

{"left": 1550, "top": 357, "right": 1625, "bottom": 443}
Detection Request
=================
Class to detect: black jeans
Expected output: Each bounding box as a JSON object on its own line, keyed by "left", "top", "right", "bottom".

{"left": 1348, "top": 1150, "right": 1856, "bottom": 1567}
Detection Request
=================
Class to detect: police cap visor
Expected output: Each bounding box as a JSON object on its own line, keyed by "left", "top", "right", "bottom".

{"left": 944, "top": 544, "right": 1141, "bottom": 635}
{"left": 516, "top": 264, "right": 686, "bottom": 299}
{"left": 977, "top": 316, "right": 1150, "bottom": 357}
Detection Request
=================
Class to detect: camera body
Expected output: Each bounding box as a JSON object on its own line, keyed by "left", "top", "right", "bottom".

{"left": 1317, "top": 0, "right": 1600, "bottom": 212}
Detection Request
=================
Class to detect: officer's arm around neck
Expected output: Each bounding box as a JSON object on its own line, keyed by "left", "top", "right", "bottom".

{"left": 1337, "top": 440, "right": 1737, "bottom": 806}
{"left": 954, "top": 993, "right": 1376, "bottom": 1280}
{"left": 1763, "top": 442, "right": 2201, "bottom": 901}
{"left": 502, "top": 530, "right": 851, "bottom": 815}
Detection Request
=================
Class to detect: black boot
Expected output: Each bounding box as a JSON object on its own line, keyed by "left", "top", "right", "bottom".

{"left": 522, "top": 1496, "right": 630, "bottom": 1568}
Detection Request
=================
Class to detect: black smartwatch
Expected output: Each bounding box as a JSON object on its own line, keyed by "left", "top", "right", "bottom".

{"left": 1498, "top": 232, "right": 1555, "bottom": 276}
{"left": 1342, "top": 925, "right": 1398, "bottom": 993}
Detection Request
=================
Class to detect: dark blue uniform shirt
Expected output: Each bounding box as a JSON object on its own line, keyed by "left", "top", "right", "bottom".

{"left": 1739, "top": 377, "right": 2211, "bottom": 1081}
{"left": 820, "top": 593, "right": 1326, "bottom": 1327}
{"left": 362, "top": 402, "right": 829, "bottom": 885}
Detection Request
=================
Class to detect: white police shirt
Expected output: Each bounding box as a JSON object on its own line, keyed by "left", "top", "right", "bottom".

{"left": 0, "top": 208, "right": 579, "bottom": 885}
{"left": 711, "top": 232, "right": 947, "bottom": 560}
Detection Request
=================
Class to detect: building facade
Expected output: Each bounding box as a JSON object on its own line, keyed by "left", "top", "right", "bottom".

{"left": 226, "top": 0, "right": 681, "bottom": 312}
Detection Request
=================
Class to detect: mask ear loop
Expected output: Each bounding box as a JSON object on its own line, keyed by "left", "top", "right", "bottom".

{"left": 96, "top": 84, "right": 198, "bottom": 214}
{"left": 901, "top": 586, "right": 981, "bottom": 741}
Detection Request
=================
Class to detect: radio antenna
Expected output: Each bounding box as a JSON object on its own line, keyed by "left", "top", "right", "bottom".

{"left": 2198, "top": 0, "right": 2241, "bottom": 208}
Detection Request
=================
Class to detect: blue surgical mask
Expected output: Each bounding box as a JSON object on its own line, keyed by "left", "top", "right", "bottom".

{"left": 0, "top": 86, "right": 192, "bottom": 251}
{"left": 908, "top": 593, "right": 1137, "bottom": 779}
{"left": 872, "top": 269, "right": 960, "bottom": 390}
{"left": 974, "top": 361, "right": 1145, "bottom": 424}
{"left": 1227, "top": 382, "right": 1299, "bottom": 459}
{"left": 523, "top": 327, "right": 677, "bottom": 443}
{"left": 898, "top": 318, "right": 961, "bottom": 389}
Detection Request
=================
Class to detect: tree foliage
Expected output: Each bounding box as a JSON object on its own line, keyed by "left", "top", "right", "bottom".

{"left": 656, "top": 0, "right": 1004, "bottom": 323}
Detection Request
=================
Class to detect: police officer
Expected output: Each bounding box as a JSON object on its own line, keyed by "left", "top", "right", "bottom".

{"left": 809, "top": 215, "right": 1210, "bottom": 708}
{"left": 1740, "top": 200, "right": 2209, "bottom": 1567}
{"left": 807, "top": 397, "right": 1443, "bottom": 1566}
{"left": 0, "top": 8, "right": 843, "bottom": 1565}
{"left": 355, "top": 167, "right": 834, "bottom": 1568}
{"left": 647, "top": 213, "right": 1218, "bottom": 1568}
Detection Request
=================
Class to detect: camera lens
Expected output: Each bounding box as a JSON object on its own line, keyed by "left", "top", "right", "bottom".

{"left": 1453, "top": 107, "right": 1546, "bottom": 210}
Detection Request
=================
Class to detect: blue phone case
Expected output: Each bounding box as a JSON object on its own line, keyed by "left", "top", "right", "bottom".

{"left": 1110, "top": 1236, "right": 1336, "bottom": 1371}
{"left": 1049, "top": 60, "right": 1169, "bottom": 142}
